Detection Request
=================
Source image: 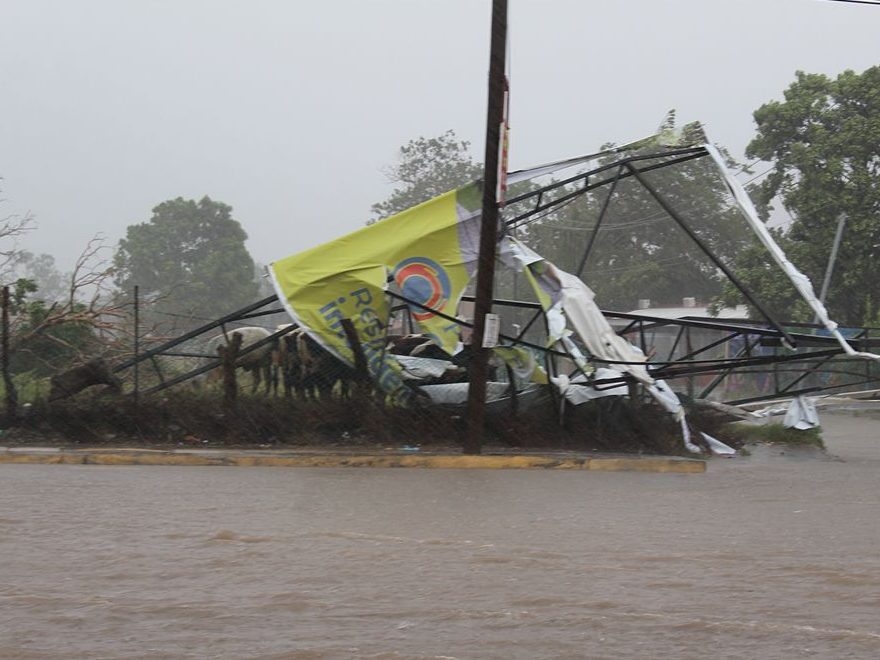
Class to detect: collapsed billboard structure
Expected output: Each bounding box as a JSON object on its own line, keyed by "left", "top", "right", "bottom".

{"left": 109, "top": 126, "right": 880, "bottom": 455}
{"left": 267, "top": 127, "right": 880, "bottom": 448}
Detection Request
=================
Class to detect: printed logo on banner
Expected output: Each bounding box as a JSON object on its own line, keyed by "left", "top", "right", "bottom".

{"left": 392, "top": 257, "right": 451, "bottom": 321}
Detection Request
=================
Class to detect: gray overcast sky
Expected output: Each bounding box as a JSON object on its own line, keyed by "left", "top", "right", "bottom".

{"left": 1, "top": 0, "right": 878, "bottom": 272}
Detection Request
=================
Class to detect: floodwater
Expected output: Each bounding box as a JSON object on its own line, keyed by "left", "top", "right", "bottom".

{"left": 1, "top": 413, "right": 879, "bottom": 659}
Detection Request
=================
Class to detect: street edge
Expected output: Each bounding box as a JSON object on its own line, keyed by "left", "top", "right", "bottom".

{"left": 0, "top": 449, "right": 705, "bottom": 473}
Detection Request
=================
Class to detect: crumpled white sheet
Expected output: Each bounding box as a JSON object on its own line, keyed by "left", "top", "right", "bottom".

{"left": 783, "top": 395, "right": 820, "bottom": 430}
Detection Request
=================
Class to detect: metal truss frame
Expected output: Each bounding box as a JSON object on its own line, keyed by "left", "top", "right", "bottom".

{"left": 112, "top": 147, "right": 879, "bottom": 405}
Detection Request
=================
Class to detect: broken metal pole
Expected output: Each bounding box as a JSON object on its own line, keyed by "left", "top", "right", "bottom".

{"left": 814, "top": 213, "right": 847, "bottom": 325}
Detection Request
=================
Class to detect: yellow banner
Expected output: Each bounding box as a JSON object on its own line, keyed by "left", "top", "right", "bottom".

{"left": 270, "top": 184, "right": 482, "bottom": 402}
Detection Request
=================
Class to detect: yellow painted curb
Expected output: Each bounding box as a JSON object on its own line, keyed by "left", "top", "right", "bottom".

{"left": 0, "top": 450, "right": 705, "bottom": 473}
{"left": 587, "top": 457, "right": 706, "bottom": 473}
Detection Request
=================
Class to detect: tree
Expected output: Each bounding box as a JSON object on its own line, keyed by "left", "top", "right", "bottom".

{"left": 370, "top": 130, "right": 483, "bottom": 222}
{"left": 1, "top": 188, "right": 128, "bottom": 416}
{"left": 114, "top": 196, "right": 259, "bottom": 325}
{"left": 5, "top": 238, "right": 129, "bottom": 378}
{"left": 727, "top": 66, "right": 880, "bottom": 326}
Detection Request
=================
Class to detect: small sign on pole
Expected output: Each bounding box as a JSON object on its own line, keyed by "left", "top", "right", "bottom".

{"left": 482, "top": 313, "right": 500, "bottom": 348}
{"left": 496, "top": 78, "right": 510, "bottom": 206}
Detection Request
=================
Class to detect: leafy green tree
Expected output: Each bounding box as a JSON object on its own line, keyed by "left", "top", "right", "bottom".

{"left": 370, "top": 130, "right": 483, "bottom": 222}
{"left": 8, "top": 238, "right": 128, "bottom": 375}
{"left": 114, "top": 196, "right": 259, "bottom": 323}
{"left": 726, "top": 66, "right": 880, "bottom": 326}
{"left": 1, "top": 191, "right": 128, "bottom": 409}
{"left": 10, "top": 299, "right": 99, "bottom": 375}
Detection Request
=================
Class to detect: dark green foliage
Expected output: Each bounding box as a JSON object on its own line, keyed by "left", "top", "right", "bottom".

{"left": 715, "top": 230, "right": 815, "bottom": 323}
{"left": 724, "top": 421, "right": 824, "bottom": 449}
{"left": 4, "top": 275, "right": 101, "bottom": 376}
{"left": 5, "top": 388, "right": 690, "bottom": 455}
{"left": 10, "top": 299, "right": 98, "bottom": 375}
{"left": 724, "top": 67, "right": 880, "bottom": 326}
{"left": 114, "top": 196, "right": 259, "bottom": 323}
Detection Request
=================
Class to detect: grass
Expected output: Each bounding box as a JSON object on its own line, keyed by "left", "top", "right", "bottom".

{"left": 0, "top": 386, "right": 698, "bottom": 455}
{"left": 723, "top": 421, "right": 825, "bottom": 449}
{"left": 0, "top": 371, "right": 52, "bottom": 403}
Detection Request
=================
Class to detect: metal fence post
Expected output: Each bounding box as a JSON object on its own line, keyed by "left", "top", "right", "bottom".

{"left": 133, "top": 285, "right": 140, "bottom": 406}
{"left": 2, "top": 286, "right": 17, "bottom": 423}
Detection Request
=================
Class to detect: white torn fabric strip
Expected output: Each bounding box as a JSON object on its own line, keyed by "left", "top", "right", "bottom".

{"left": 393, "top": 355, "right": 455, "bottom": 380}
{"left": 705, "top": 143, "right": 880, "bottom": 362}
{"left": 557, "top": 272, "right": 654, "bottom": 386}
{"left": 783, "top": 395, "right": 820, "bottom": 430}
{"left": 418, "top": 382, "right": 511, "bottom": 405}
{"left": 750, "top": 403, "right": 790, "bottom": 418}
{"left": 647, "top": 379, "right": 685, "bottom": 422}
{"left": 501, "top": 239, "right": 653, "bottom": 385}
{"left": 680, "top": 417, "right": 702, "bottom": 454}
{"left": 701, "top": 432, "right": 737, "bottom": 456}
{"left": 556, "top": 368, "right": 629, "bottom": 404}
{"left": 499, "top": 235, "right": 694, "bottom": 448}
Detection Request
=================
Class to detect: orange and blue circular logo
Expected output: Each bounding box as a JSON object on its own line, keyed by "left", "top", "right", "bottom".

{"left": 393, "top": 257, "right": 451, "bottom": 321}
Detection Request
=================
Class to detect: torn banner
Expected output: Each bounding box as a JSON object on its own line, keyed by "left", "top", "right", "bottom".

{"left": 269, "top": 184, "right": 483, "bottom": 404}
{"left": 500, "top": 236, "right": 706, "bottom": 453}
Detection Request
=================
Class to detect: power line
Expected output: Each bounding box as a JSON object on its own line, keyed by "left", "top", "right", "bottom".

{"left": 743, "top": 165, "right": 775, "bottom": 186}
{"left": 733, "top": 158, "right": 764, "bottom": 176}
{"left": 817, "top": 0, "right": 880, "bottom": 6}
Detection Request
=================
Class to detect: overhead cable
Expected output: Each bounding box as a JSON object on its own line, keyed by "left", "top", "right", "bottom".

{"left": 817, "top": 0, "right": 880, "bottom": 6}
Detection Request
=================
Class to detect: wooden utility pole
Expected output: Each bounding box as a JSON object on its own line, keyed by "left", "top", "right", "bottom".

{"left": 218, "top": 332, "right": 243, "bottom": 410}
{"left": 464, "top": 0, "right": 508, "bottom": 455}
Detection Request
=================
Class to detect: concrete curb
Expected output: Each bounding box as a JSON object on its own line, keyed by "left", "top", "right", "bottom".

{"left": 0, "top": 448, "right": 705, "bottom": 473}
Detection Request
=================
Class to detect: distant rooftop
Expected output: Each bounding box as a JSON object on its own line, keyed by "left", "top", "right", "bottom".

{"left": 625, "top": 298, "right": 749, "bottom": 320}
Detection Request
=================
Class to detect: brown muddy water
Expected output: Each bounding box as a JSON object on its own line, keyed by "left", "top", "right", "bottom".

{"left": 1, "top": 412, "right": 879, "bottom": 659}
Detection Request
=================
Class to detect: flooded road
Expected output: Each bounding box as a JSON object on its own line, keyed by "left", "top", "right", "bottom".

{"left": 2, "top": 412, "right": 879, "bottom": 659}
